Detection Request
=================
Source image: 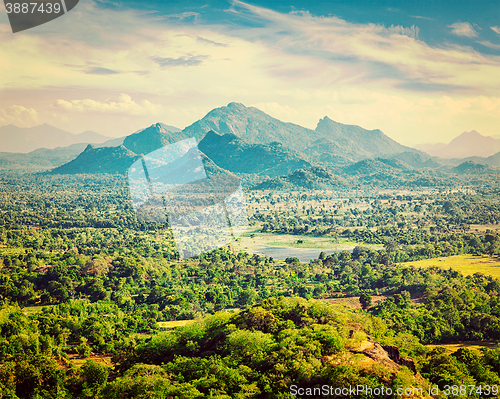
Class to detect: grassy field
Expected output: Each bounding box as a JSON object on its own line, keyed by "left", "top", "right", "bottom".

{"left": 324, "top": 295, "right": 388, "bottom": 310}
{"left": 232, "top": 229, "right": 379, "bottom": 252}
{"left": 426, "top": 341, "right": 499, "bottom": 353}
{"left": 157, "top": 320, "right": 193, "bottom": 329}
{"left": 470, "top": 224, "right": 500, "bottom": 232}
{"left": 65, "top": 353, "right": 113, "bottom": 368}
{"left": 22, "top": 304, "right": 55, "bottom": 315}
{"left": 403, "top": 255, "right": 500, "bottom": 279}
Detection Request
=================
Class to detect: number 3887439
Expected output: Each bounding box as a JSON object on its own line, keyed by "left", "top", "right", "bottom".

{"left": 5, "top": 2, "right": 62, "bottom": 14}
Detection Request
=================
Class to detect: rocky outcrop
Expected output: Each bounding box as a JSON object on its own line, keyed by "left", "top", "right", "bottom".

{"left": 382, "top": 345, "right": 417, "bottom": 373}
{"left": 350, "top": 341, "right": 417, "bottom": 374}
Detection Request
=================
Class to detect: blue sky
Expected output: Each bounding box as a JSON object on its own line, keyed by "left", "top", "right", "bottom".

{"left": 115, "top": 0, "right": 500, "bottom": 54}
{"left": 0, "top": 0, "right": 499, "bottom": 145}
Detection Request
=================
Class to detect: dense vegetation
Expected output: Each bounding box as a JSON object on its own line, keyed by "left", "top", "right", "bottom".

{"left": 1, "top": 172, "right": 500, "bottom": 398}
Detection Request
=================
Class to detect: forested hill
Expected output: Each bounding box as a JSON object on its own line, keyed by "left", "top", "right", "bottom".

{"left": 50, "top": 145, "right": 140, "bottom": 174}
{"left": 305, "top": 116, "right": 416, "bottom": 162}
{"left": 198, "top": 130, "right": 312, "bottom": 177}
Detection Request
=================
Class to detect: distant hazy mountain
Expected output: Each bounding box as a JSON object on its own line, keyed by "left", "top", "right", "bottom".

{"left": 306, "top": 117, "right": 417, "bottom": 162}
{"left": 76, "top": 130, "right": 110, "bottom": 143}
{"left": 0, "top": 124, "right": 113, "bottom": 153}
{"left": 50, "top": 145, "right": 140, "bottom": 174}
{"left": 446, "top": 151, "right": 500, "bottom": 168}
{"left": 452, "top": 161, "right": 498, "bottom": 174}
{"left": 0, "top": 138, "right": 129, "bottom": 171}
{"left": 414, "top": 142, "right": 447, "bottom": 154}
{"left": 98, "top": 136, "right": 126, "bottom": 147}
{"left": 388, "top": 152, "right": 442, "bottom": 169}
{"left": 343, "top": 158, "right": 412, "bottom": 176}
{"left": 482, "top": 152, "right": 500, "bottom": 167}
{"left": 198, "top": 130, "right": 311, "bottom": 177}
{"left": 0, "top": 143, "right": 91, "bottom": 171}
{"left": 122, "top": 123, "right": 186, "bottom": 155}
{"left": 416, "top": 131, "right": 500, "bottom": 158}
{"left": 254, "top": 166, "right": 348, "bottom": 190}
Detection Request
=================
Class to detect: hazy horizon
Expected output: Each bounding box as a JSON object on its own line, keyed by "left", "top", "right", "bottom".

{"left": 1, "top": 108, "right": 500, "bottom": 148}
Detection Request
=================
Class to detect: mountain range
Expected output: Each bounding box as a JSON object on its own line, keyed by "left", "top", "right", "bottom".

{"left": 0, "top": 124, "right": 117, "bottom": 153}
{"left": 2, "top": 103, "right": 499, "bottom": 186}
{"left": 462, "top": 152, "right": 500, "bottom": 168}
{"left": 452, "top": 161, "right": 499, "bottom": 175}
{"left": 415, "top": 130, "right": 500, "bottom": 159}
{"left": 45, "top": 103, "right": 419, "bottom": 176}
{"left": 0, "top": 143, "right": 90, "bottom": 171}
{"left": 305, "top": 117, "right": 415, "bottom": 163}
{"left": 254, "top": 166, "right": 348, "bottom": 190}
{"left": 182, "top": 103, "right": 416, "bottom": 162}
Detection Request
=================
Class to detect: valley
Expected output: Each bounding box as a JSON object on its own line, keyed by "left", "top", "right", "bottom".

{"left": 0, "top": 104, "right": 499, "bottom": 398}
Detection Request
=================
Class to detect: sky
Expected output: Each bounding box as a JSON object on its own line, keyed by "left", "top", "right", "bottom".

{"left": 0, "top": 0, "right": 499, "bottom": 145}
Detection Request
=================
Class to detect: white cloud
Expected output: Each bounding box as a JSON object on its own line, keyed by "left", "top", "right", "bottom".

{"left": 448, "top": 22, "right": 477, "bottom": 38}
{"left": 221, "top": 2, "right": 500, "bottom": 94}
{"left": 491, "top": 26, "right": 500, "bottom": 35}
{"left": 410, "top": 15, "right": 433, "bottom": 21}
{"left": 52, "top": 94, "right": 164, "bottom": 116}
{"left": 0, "top": 0, "right": 499, "bottom": 142}
{"left": 386, "top": 24, "right": 419, "bottom": 39}
{"left": 477, "top": 40, "right": 500, "bottom": 50}
{"left": 0, "top": 105, "right": 39, "bottom": 127}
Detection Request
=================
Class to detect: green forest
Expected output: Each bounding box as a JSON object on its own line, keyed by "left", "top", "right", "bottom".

{"left": 0, "top": 172, "right": 500, "bottom": 398}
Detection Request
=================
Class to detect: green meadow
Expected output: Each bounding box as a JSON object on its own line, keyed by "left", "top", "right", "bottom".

{"left": 403, "top": 255, "right": 500, "bottom": 279}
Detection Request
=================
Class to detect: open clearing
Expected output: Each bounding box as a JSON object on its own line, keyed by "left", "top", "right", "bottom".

{"left": 324, "top": 295, "right": 388, "bottom": 310}
{"left": 158, "top": 320, "right": 193, "bottom": 329}
{"left": 62, "top": 353, "right": 114, "bottom": 368}
{"left": 231, "top": 229, "right": 382, "bottom": 261}
{"left": 232, "top": 229, "right": 359, "bottom": 250}
{"left": 426, "top": 341, "right": 499, "bottom": 353}
{"left": 470, "top": 224, "right": 500, "bottom": 232}
{"left": 403, "top": 255, "right": 500, "bottom": 279}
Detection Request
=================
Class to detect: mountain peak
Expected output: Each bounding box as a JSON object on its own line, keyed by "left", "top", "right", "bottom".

{"left": 419, "top": 129, "right": 500, "bottom": 158}
{"left": 449, "top": 130, "right": 489, "bottom": 145}
{"left": 122, "top": 123, "right": 189, "bottom": 155}
{"left": 140, "top": 122, "right": 182, "bottom": 133}
{"left": 458, "top": 130, "right": 481, "bottom": 138}
{"left": 227, "top": 102, "right": 246, "bottom": 109}
{"left": 50, "top": 144, "right": 140, "bottom": 175}
{"left": 315, "top": 116, "right": 347, "bottom": 131}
